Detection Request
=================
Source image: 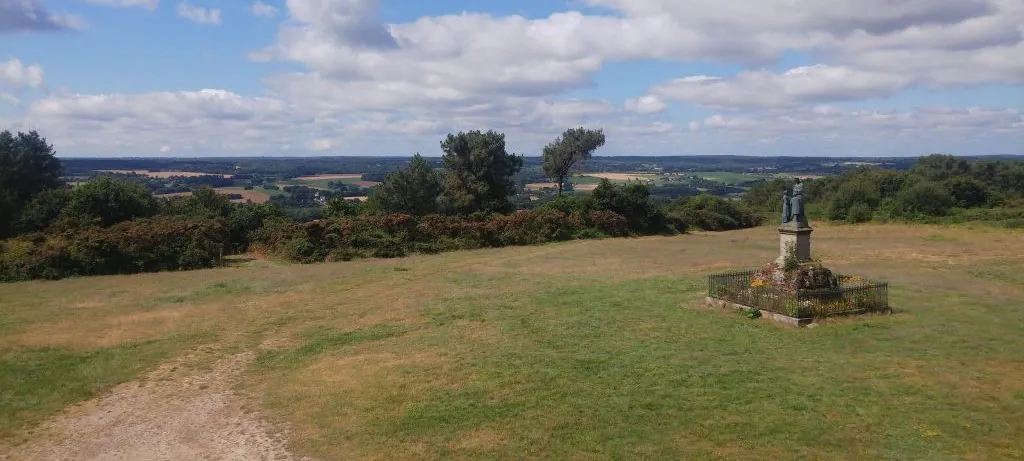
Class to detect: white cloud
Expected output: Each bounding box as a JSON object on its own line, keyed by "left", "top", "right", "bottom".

{"left": 0, "top": 93, "right": 20, "bottom": 105}
{"left": 644, "top": 65, "right": 913, "bottom": 111}
{"left": 177, "top": 1, "right": 222, "bottom": 25}
{"left": 0, "top": 58, "right": 45, "bottom": 88}
{"left": 159, "top": 145, "right": 171, "bottom": 153}
{"left": 1, "top": 0, "right": 85, "bottom": 33}
{"left": 4, "top": 0, "right": 1024, "bottom": 156}
{"left": 86, "top": 0, "right": 159, "bottom": 10}
{"left": 306, "top": 138, "right": 332, "bottom": 151}
{"left": 625, "top": 95, "right": 668, "bottom": 114}
{"left": 251, "top": 0, "right": 278, "bottom": 18}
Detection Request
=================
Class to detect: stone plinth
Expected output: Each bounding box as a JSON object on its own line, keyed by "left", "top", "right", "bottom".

{"left": 778, "top": 225, "right": 813, "bottom": 263}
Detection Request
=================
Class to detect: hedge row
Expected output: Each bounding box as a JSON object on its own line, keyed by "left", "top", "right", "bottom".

{"left": 252, "top": 208, "right": 635, "bottom": 263}
{"left": 0, "top": 216, "right": 228, "bottom": 281}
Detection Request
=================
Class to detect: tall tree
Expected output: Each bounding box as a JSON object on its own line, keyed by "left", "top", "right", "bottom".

{"left": 440, "top": 130, "right": 523, "bottom": 214}
{"left": 62, "top": 177, "right": 159, "bottom": 226}
{"left": 542, "top": 127, "right": 606, "bottom": 195}
{"left": 0, "top": 130, "right": 63, "bottom": 237}
{"left": 370, "top": 153, "right": 442, "bottom": 215}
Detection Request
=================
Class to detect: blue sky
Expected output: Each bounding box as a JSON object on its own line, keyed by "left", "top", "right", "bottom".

{"left": 1, "top": 0, "right": 1022, "bottom": 157}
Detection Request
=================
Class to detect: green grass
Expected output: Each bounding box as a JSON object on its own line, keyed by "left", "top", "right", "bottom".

{"left": 688, "top": 171, "right": 767, "bottom": 185}
{"left": 1, "top": 224, "right": 1023, "bottom": 459}
{"left": 571, "top": 174, "right": 604, "bottom": 185}
{"left": 0, "top": 331, "right": 212, "bottom": 439}
{"left": 254, "top": 324, "right": 408, "bottom": 370}
{"left": 278, "top": 177, "right": 366, "bottom": 190}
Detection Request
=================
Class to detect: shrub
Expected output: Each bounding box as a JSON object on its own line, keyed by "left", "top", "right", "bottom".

{"left": 894, "top": 181, "right": 955, "bottom": 218}
{"left": 845, "top": 203, "right": 874, "bottom": 224}
{"left": 672, "top": 194, "right": 762, "bottom": 231}
{"left": 62, "top": 177, "right": 159, "bottom": 227}
{"left": 0, "top": 216, "right": 228, "bottom": 281}
{"left": 253, "top": 208, "right": 631, "bottom": 264}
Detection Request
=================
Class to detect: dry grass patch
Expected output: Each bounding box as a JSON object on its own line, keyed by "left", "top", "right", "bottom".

{"left": 0, "top": 307, "right": 200, "bottom": 349}
{"left": 525, "top": 182, "right": 557, "bottom": 190}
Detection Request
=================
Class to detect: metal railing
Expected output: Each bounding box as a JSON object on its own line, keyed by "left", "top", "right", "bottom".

{"left": 707, "top": 270, "right": 889, "bottom": 319}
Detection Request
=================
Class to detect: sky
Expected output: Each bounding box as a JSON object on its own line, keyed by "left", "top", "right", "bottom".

{"left": 1, "top": 0, "right": 1022, "bottom": 158}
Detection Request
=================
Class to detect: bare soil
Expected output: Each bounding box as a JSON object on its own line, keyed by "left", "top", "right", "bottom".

{"left": 4, "top": 350, "right": 308, "bottom": 461}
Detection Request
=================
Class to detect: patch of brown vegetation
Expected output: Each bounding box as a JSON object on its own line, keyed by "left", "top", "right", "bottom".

{"left": 350, "top": 181, "right": 380, "bottom": 188}
{"left": 525, "top": 182, "right": 557, "bottom": 190}
{"left": 0, "top": 308, "right": 198, "bottom": 349}
{"left": 308, "top": 351, "right": 449, "bottom": 390}
{"left": 450, "top": 428, "right": 509, "bottom": 451}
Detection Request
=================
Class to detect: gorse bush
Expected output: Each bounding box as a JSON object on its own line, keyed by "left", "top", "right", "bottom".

{"left": 252, "top": 205, "right": 651, "bottom": 264}
{"left": 670, "top": 194, "right": 762, "bottom": 231}
{"left": 0, "top": 216, "right": 228, "bottom": 281}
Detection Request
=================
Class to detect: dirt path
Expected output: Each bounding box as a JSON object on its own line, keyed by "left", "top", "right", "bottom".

{"left": 4, "top": 349, "right": 308, "bottom": 461}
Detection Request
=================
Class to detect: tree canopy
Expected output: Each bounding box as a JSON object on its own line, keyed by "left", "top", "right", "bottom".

{"left": 440, "top": 130, "right": 524, "bottom": 214}
{"left": 0, "top": 130, "right": 63, "bottom": 237}
{"left": 370, "top": 154, "right": 442, "bottom": 215}
{"left": 542, "top": 127, "right": 606, "bottom": 195}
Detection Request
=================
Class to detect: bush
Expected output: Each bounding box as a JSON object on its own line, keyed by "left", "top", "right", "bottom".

{"left": 828, "top": 179, "right": 880, "bottom": 222}
{"left": 592, "top": 180, "right": 676, "bottom": 234}
{"left": 672, "top": 194, "right": 762, "bottom": 231}
{"left": 63, "top": 177, "right": 159, "bottom": 227}
{"left": 253, "top": 208, "right": 631, "bottom": 264}
{"left": 894, "top": 181, "right": 955, "bottom": 218}
{"left": 0, "top": 216, "right": 228, "bottom": 281}
{"left": 845, "top": 203, "right": 874, "bottom": 224}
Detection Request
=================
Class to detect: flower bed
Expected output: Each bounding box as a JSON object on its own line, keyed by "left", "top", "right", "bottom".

{"left": 707, "top": 267, "right": 889, "bottom": 319}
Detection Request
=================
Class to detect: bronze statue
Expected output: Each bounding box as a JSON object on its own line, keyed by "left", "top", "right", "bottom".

{"left": 782, "top": 179, "right": 807, "bottom": 227}
{"left": 781, "top": 189, "right": 791, "bottom": 223}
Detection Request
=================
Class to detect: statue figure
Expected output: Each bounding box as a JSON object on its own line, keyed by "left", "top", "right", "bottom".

{"left": 790, "top": 178, "right": 806, "bottom": 226}
{"left": 780, "top": 179, "right": 808, "bottom": 227}
{"left": 781, "top": 190, "right": 792, "bottom": 223}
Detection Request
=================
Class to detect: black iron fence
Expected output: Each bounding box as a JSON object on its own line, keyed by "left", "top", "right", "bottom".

{"left": 707, "top": 270, "right": 889, "bottom": 319}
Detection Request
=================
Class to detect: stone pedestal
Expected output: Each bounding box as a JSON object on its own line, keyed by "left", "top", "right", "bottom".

{"left": 778, "top": 225, "right": 813, "bottom": 264}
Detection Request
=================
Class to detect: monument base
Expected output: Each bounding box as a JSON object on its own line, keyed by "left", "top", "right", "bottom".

{"left": 777, "top": 225, "right": 813, "bottom": 264}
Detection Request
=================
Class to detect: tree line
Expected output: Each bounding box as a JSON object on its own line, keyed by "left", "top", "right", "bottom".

{"left": 1, "top": 128, "right": 764, "bottom": 282}
{"left": 742, "top": 154, "right": 1024, "bottom": 226}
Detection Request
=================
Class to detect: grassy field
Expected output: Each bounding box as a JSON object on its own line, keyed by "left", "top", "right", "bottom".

{"left": 280, "top": 176, "right": 379, "bottom": 190}
{"left": 686, "top": 171, "right": 768, "bottom": 185}
{"left": 2, "top": 224, "right": 1024, "bottom": 459}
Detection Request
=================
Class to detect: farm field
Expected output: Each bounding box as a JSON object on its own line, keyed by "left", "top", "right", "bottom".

{"left": 281, "top": 176, "right": 380, "bottom": 190}
{"left": 97, "top": 170, "right": 233, "bottom": 179}
{"left": 156, "top": 187, "right": 271, "bottom": 203}
{"left": 2, "top": 224, "right": 1024, "bottom": 459}
{"left": 688, "top": 171, "right": 768, "bottom": 185}
{"left": 578, "top": 172, "right": 657, "bottom": 181}
{"left": 292, "top": 174, "right": 363, "bottom": 181}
